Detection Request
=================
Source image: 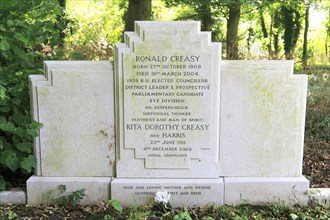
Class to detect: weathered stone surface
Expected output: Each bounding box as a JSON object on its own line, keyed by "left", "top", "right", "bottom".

{"left": 29, "top": 61, "right": 115, "bottom": 176}
{"left": 308, "top": 188, "right": 330, "bottom": 207}
{"left": 0, "top": 189, "right": 26, "bottom": 204}
{"left": 115, "top": 21, "right": 221, "bottom": 178}
{"left": 224, "top": 176, "right": 309, "bottom": 205}
{"left": 111, "top": 178, "right": 224, "bottom": 207}
{"left": 220, "top": 61, "right": 308, "bottom": 177}
{"left": 27, "top": 176, "right": 111, "bottom": 205}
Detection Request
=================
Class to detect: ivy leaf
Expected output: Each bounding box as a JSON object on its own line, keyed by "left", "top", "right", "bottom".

{"left": 29, "top": 121, "right": 43, "bottom": 129}
{"left": 107, "top": 200, "right": 123, "bottom": 213}
{"left": 0, "top": 121, "right": 15, "bottom": 132}
{"left": 14, "top": 33, "right": 29, "bottom": 46}
{"left": 27, "top": 128, "right": 39, "bottom": 137}
{"left": 14, "top": 127, "right": 25, "bottom": 137}
{"left": 11, "top": 112, "right": 28, "bottom": 123}
{"left": 17, "top": 142, "right": 32, "bottom": 153}
{"left": 0, "top": 40, "right": 10, "bottom": 51}
{"left": 53, "top": 7, "right": 62, "bottom": 16}
{"left": 290, "top": 214, "right": 299, "bottom": 220}
{"left": 7, "top": 19, "right": 14, "bottom": 27}
{"left": 0, "top": 84, "right": 7, "bottom": 99}
{"left": 2, "top": 150, "right": 19, "bottom": 172}
{"left": 0, "top": 24, "right": 6, "bottom": 31}
{"left": 13, "top": 33, "right": 24, "bottom": 42}
{"left": 20, "top": 155, "right": 37, "bottom": 173}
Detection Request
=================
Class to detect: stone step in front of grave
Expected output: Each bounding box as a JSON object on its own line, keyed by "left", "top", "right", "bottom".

{"left": 26, "top": 176, "right": 111, "bottom": 205}
{"left": 0, "top": 189, "right": 26, "bottom": 205}
{"left": 2, "top": 186, "right": 330, "bottom": 207}
{"left": 224, "top": 176, "right": 309, "bottom": 206}
{"left": 308, "top": 188, "right": 330, "bottom": 207}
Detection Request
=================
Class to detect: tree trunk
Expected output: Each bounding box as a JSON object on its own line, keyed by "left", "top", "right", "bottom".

{"left": 302, "top": 3, "right": 310, "bottom": 69}
{"left": 326, "top": 12, "right": 329, "bottom": 59}
{"left": 273, "top": 10, "right": 280, "bottom": 59}
{"left": 259, "top": 8, "right": 273, "bottom": 58}
{"left": 125, "top": 0, "right": 152, "bottom": 32}
{"left": 282, "top": 4, "right": 302, "bottom": 60}
{"left": 282, "top": 6, "right": 294, "bottom": 59}
{"left": 57, "top": 0, "right": 66, "bottom": 48}
{"left": 291, "top": 10, "right": 302, "bottom": 55}
{"left": 259, "top": 10, "right": 268, "bottom": 38}
{"left": 226, "top": 2, "right": 241, "bottom": 60}
{"left": 198, "top": 2, "right": 213, "bottom": 32}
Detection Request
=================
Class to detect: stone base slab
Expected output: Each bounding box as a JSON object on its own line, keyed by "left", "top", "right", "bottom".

{"left": 111, "top": 178, "right": 224, "bottom": 207}
{"left": 25, "top": 176, "right": 312, "bottom": 206}
{"left": 224, "top": 176, "right": 309, "bottom": 206}
{"left": 308, "top": 188, "right": 330, "bottom": 207}
{"left": 26, "top": 176, "right": 111, "bottom": 205}
{"left": 0, "top": 188, "right": 26, "bottom": 204}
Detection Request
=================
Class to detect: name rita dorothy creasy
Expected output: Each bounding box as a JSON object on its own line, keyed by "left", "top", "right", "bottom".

{"left": 135, "top": 55, "right": 200, "bottom": 62}
{"left": 126, "top": 123, "right": 209, "bottom": 131}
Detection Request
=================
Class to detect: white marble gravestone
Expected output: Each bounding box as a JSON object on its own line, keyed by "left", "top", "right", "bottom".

{"left": 111, "top": 21, "right": 224, "bottom": 206}
{"left": 27, "top": 21, "right": 309, "bottom": 206}
{"left": 114, "top": 21, "right": 221, "bottom": 178}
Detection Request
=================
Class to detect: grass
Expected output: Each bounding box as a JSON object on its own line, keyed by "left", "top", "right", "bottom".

{"left": 298, "top": 66, "right": 330, "bottom": 144}
{"left": 1, "top": 202, "right": 329, "bottom": 219}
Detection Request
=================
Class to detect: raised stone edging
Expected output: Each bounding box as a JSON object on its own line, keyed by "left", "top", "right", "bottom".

{"left": 1, "top": 187, "right": 329, "bottom": 207}
{"left": 0, "top": 188, "right": 26, "bottom": 204}
{"left": 308, "top": 188, "right": 330, "bottom": 207}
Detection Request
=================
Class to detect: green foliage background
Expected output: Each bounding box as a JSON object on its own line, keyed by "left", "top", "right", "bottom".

{"left": 64, "top": 0, "right": 126, "bottom": 60}
{"left": 0, "top": 0, "right": 62, "bottom": 190}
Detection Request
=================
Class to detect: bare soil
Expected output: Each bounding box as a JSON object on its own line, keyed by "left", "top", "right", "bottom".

{"left": 303, "top": 141, "right": 330, "bottom": 188}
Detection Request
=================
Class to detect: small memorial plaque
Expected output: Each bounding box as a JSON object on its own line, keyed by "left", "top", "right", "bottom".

{"left": 115, "top": 21, "right": 221, "bottom": 178}
{"left": 111, "top": 178, "right": 224, "bottom": 207}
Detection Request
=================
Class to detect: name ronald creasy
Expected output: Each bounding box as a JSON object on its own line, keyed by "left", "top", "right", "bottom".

{"left": 126, "top": 123, "right": 209, "bottom": 130}
{"left": 135, "top": 55, "right": 201, "bottom": 62}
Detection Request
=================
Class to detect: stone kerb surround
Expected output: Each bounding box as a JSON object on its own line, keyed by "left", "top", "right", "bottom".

{"left": 25, "top": 21, "right": 310, "bottom": 206}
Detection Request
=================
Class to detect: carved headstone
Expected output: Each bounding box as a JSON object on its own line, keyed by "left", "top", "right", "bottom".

{"left": 114, "top": 21, "right": 221, "bottom": 178}
{"left": 111, "top": 21, "right": 224, "bottom": 206}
